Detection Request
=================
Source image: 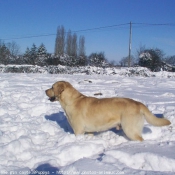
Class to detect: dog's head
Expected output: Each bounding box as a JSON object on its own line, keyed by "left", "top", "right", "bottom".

{"left": 45, "top": 81, "right": 69, "bottom": 102}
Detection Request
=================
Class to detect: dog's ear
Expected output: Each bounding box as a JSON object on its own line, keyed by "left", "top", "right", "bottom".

{"left": 54, "top": 82, "right": 65, "bottom": 96}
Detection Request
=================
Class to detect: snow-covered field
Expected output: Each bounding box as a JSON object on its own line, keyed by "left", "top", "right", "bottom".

{"left": 0, "top": 70, "right": 175, "bottom": 175}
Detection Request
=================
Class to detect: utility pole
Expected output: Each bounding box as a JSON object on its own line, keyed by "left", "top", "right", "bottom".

{"left": 128, "top": 21, "right": 132, "bottom": 67}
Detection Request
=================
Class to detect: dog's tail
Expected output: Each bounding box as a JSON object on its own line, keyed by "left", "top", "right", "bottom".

{"left": 140, "top": 103, "right": 171, "bottom": 126}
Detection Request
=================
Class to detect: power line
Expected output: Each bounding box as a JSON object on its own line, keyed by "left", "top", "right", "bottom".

{"left": 1, "top": 22, "right": 175, "bottom": 41}
{"left": 1, "top": 33, "right": 56, "bottom": 40}
{"left": 72, "top": 23, "right": 130, "bottom": 33}
{"left": 132, "top": 23, "right": 175, "bottom": 29}
{"left": 133, "top": 22, "right": 175, "bottom": 26}
{"left": 1, "top": 23, "right": 129, "bottom": 41}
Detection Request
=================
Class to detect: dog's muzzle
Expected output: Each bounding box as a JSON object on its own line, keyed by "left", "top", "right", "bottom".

{"left": 48, "top": 96, "right": 56, "bottom": 102}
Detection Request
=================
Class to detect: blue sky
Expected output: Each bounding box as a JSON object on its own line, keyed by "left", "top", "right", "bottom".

{"left": 0, "top": 0, "right": 175, "bottom": 62}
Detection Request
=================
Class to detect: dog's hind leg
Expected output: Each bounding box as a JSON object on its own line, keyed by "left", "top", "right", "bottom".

{"left": 122, "top": 125, "right": 144, "bottom": 141}
{"left": 121, "top": 115, "right": 144, "bottom": 141}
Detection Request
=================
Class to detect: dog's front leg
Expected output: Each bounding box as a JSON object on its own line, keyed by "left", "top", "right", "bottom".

{"left": 73, "top": 127, "right": 85, "bottom": 136}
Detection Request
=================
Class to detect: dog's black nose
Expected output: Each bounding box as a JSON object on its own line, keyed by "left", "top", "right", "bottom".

{"left": 49, "top": 97, "right": 56, "bottom": 102}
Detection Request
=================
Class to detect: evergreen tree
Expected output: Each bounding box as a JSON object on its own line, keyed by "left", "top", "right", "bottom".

{"left": 88, "top": 52, "right": 108, "bottom": 67}
{"left": 37, "top": 43, "right": 47, "bottom": 57}
{"left": 30, "top": 44, "right": 37, "bottom": 65}
{"left": 37, "top": 43, "right": 48, "bottom": 66}
{"left": 0, "top": 42, "right": 10, "bottom": 65}
{"left": 78, "top": 55, "right": 87, "bottom": 66}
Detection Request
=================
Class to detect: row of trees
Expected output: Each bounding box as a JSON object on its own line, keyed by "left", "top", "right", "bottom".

{"left": 55, "top": 26, "right": 85, "bottom": 58}
{"left": 1, "top": 40, "right": 175, "bottom": 71}
{"left": 0, "top": 40, "right": 108, "bottom": 67}
{"left": 23, "top": 43, "right": 107, "bottom": 67}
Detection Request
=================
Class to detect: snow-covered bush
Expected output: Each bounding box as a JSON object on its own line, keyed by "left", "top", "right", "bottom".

{"left": 1, "top": 64, "right": 175, "bottom": 78}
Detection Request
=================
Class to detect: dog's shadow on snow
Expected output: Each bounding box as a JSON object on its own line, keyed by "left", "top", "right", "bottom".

{"left": 45, "top": 111, "right": 74, "bottom": 134}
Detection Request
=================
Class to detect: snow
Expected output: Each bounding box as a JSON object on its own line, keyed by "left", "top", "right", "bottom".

{"left": 139, "top": 52, "right": 152, "bottom": 61}
{"left": 0, "top": 69, "right": 175, "bottom": 175}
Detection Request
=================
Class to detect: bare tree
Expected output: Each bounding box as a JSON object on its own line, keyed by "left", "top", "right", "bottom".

{"left": 66, "top": 30, "right": 72, "bottom": 56}
{"left": 6, "top": 41, "right": 20, "bottom": 57}
{"left": 54, "top": 26, "right": 65, "bottom": 55}
{"left": 23, "top": 47, "right": 30, "bottom": 64}
{"left": 120, "top": 56, "right": 135, "bottom": 67}
{"left": 71, "top": 33, "right": 77, "bottom": 57}
{"left": 54, "top": 26, "right": 86, "bottom": 66}
{"left": 165, "top": 55, "right": 175, "bottom": 66}
{"left": 78, "top": 36, "right": 85, "bottom": 57}
{"left": 77, "top": 35, "right": 86, "bottom": 66}
{"left": 65, "top": 31, "right": 78, "bottom": 57}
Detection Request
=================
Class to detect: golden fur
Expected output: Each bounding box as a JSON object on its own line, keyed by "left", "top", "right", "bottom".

{"left": 45, "top": 81, "right": 171, "bottom": 141}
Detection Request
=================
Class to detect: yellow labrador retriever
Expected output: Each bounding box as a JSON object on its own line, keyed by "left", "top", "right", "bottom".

{"left": 45, "top": 81, "right": 171, "bottom": 141}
